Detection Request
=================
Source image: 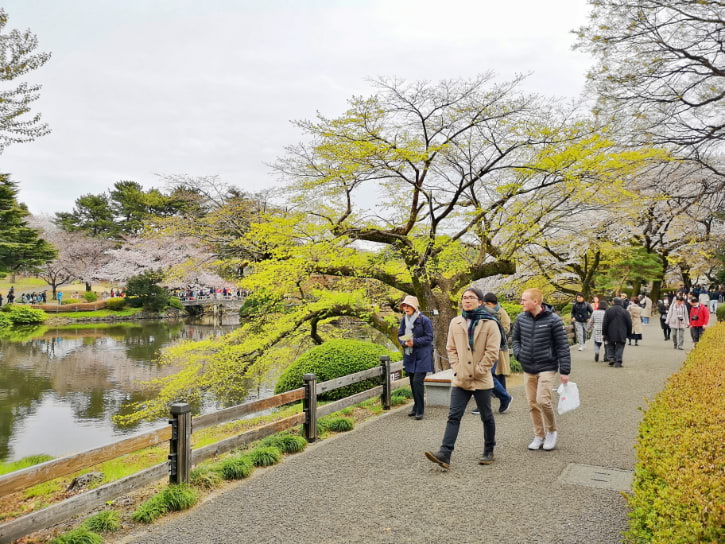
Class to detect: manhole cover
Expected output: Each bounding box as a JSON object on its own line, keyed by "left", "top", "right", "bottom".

{"left": 559, "top": 463, "right": 633, "bottom": 492}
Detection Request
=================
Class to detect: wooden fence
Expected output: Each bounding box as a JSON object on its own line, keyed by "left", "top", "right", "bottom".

{"left": 0, "top": 357, "right": 405, "bottom": 543}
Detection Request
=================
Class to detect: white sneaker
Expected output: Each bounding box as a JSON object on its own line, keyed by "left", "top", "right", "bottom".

{"left": 543, "top": 431, "right": 558, "bottom": 451}
{"left": 577, "top": 346, "right": 584, "bottom": 351}
{"left": 528, "top": 436, "right": 545, "bottom": 450}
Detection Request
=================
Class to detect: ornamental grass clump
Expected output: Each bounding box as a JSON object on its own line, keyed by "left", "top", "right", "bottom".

{"left": 218, "top": 455, "right": 253, "bottom": 480}
{"left": 319, "top": 416, "right": 354, "bottom": 433}
{"left": 131, "top": 493, "right": 168, "bottom": 524}
{"left": 161, "top": 484, "right": 199, "bottom": 511}
{"left": 260, "top": 432, "right": 307, "bottom": 454}
{"left": 249, "top": 446, "right": 282, "bottom": 467}
{"left": 625, "top": 322, "right": 725, "bottom": 544}
{"left": 190, "top": 465, "right": 223, "bottom": 489}
{"left": 391, "top": 387, "right": 412, "bottom": 399}
{"left": 83, "top": 510, "right": 121, "bottom": 533}
{"left": 50, "top": 526, "right": 103, "bottom": 544}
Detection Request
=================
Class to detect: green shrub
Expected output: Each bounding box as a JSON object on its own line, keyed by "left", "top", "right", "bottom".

{"left": 105, "top": 297, "right": 127, "bottom": 310}
{"left": 167, "top": 297, "right": 184, "bottom": 310}
{"left": 0, "top": 313, "right": 11, "bottom": 329}
{"left": 0, "top": 303, "right": 12, "bottom": 312}
{"left": 390, "top": 394, "right": 408, "bottom": 406}
{"left": 716, "top": 303, "right": 725, "bottom": 322}
{"left": 391, "top": 387, "right": 412, "bottom": 398}
{"left": 218, "top": 455, "right": 253, "bottom": 480}
{"left": 82, "top": 291, "right": 98, "bottom": 302}
{"left": 50, "top": 526, "right": 103, "bottom": 544}
{"left": 509, "top": 354, "right": 522, "bottom": 373}
{"left": 132, "top": 494, "right": 168, "bottom": 523}
{"left": 126, "top": 270, "right": 170, "bottom": 311}
{"left": 260, "top": 432, "right": 307, "bottom": 454}
{"left": 84, "top": 510, "right": 120, "bottom": 533}
{"left": 274, "top": 339, "right": 400, "bottom": 401}
{"left": 190, "top": 465, "right": 223, "bottom": 489}
{"left": 60, "top": 298, "right": 82, "bottom": 305}
{"left": 249, "top": 446, "right": 282, "bottom": 467}
{"left": 625, "top": 322, "right": 724, "bottom": 544}
{"left": 500, "top": 302, "right": 522, "bottom": 318}
{"left": 319, "top": 416, "right": 354, "bottom": 433}
{"left": 161, "top": 484, "right": 199, "bottom": 511}
{"left": 8, "top": 306, "right": 47, "bottom": 324}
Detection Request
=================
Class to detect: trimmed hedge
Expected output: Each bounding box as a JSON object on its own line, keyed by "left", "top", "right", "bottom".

{"left": 274, "top": 339, "right": 400, "bottom": 401}
{"left": 625, "top": 322, "right": 724, "bottom": 543}
{"left": 105, "top": 297, "right": 127, "bottom": 310}
{"left": 716, "top": 303, "right": 725, "bottom": 322}
{"left": 82, "top": 291, "right": 98, "bottom": 302}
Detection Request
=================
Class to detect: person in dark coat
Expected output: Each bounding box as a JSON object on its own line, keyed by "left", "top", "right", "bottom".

{"left": 601, "top": 297, "right": 632, "bottom": 368}
{"left": 512, "top": 288, "right": 571, "bottom": 451}
{"left": 398, "top": 295, "right": 434, "bottom": 420}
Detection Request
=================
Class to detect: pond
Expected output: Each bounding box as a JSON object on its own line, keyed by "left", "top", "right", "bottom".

{"left": 0, "top": 316, "right": 274, "bottom": 464}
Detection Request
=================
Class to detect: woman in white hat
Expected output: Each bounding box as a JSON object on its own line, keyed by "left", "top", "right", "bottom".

{"left": 397, "top": 295, "right": 434, "bottom": 419}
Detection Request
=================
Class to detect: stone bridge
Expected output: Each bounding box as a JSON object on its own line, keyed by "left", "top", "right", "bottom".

{"left": 180, "top": 295, "right": 245, "bottom": 316}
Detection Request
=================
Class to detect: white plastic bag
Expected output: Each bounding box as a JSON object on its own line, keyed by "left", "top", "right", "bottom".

{"left": 556, "top": 382, "right": 580, "bottom": 415}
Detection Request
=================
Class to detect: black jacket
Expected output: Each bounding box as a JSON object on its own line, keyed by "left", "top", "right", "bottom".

{"left": 512, "top": 304, "right": 571, "bottom": 375}
{"left": 601, "top": 304, "right": 632, "bottom": 343}
{"left": 571, "top": 301, "right": 593, "bottom": 323}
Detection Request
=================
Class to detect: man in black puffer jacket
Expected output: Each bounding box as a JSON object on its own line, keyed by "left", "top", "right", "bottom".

{"left": 512, "top": 288, "right": 571, "bottom": 452}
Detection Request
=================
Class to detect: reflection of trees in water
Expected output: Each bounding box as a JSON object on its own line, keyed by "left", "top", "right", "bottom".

{"left": 0, "top": 364, "right": 53, "bottom": 461}
{"left": 0, "top": 320, "right": 239, "bottom": 457}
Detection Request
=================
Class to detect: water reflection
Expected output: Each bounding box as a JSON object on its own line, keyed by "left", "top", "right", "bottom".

{"left": 0, "top": 317, "right": 239, "bottom": 463}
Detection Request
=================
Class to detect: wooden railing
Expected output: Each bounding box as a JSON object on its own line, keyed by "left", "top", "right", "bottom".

{"left": 0, "top": 357, "right": 404, "bottom": 543}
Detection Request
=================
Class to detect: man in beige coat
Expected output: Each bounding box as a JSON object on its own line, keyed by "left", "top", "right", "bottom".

{"left": 425, "top": 287, "right": 501, "bottom": 468}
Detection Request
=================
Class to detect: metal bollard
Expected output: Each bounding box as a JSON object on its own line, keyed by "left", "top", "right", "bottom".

{"left": 303, "top": 373, "right": 317, "bottom": 443}
{"left": 168, "top": 402, "right": 192, "bottom": 484}
{"left": 380, "top": 355, "right": 391, "bottom": 410}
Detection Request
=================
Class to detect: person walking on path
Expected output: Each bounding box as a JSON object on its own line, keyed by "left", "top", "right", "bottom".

{"left": 708, "top": 287, "right": 719, "bottom": 314}
{"left": 512, "top": 288, "right": 571, "bottom": 451}
{"left": 397, "top": 295, "right": 434, "bottom": 420}
{"left": 658, "top": 298, "right": 671, "bottom": 341}
{"left": 627, "top": 296, "right": 643, "bottom": 346}
{"left": 587, "top": 299, "right": 607, "bottom": 361}
{"left": 602, "top": 297, "right": 632, "bottom": 367}
{"left": 571, "top": 293, "right": 593, "bottom": 351}
{"left": 665, "top": 296, "right": 689, "bottom": 350}
{"left": 688, "top": 296, "right": 709, "bottom": 345}
{"left": 470, "top": 292, "right": 513, "bottom": 414}
{"left": 640, "top": 293, "right": 653, "bottom": 325}
{"left": 424, "top": 287, "right": 500, "bottom": 468}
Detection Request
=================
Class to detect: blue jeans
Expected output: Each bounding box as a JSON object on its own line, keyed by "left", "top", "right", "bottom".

{"left": 440, "top": 386, "right": 495, "bottom": 456}
{"left": 490, "top": 362, "right": 511, "bottom": 402}
{"left": 642, "top": 316, "right": 650, "bottom": 325}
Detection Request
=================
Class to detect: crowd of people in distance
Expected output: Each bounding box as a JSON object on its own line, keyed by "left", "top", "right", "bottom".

{"left": 0, "top": 286, "right": 48, "bottom": 306}
{"left": 173, "top": 286, "right": 245, "bottom": 301}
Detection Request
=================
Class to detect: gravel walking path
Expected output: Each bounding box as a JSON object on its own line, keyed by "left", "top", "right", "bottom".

{"left": 120, "top": 330, "right": 691, "bottom": 544}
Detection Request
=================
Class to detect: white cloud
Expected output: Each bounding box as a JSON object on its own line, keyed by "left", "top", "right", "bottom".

{"left": 1, "top": 0, "right": 593, "bottom": 213}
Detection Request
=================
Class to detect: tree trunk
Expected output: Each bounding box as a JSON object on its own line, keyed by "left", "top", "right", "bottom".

{"left": 85, "top": 282, "right": 92, "bottom": 292}
{"left": 427, "top": 291, "right": 456, "bottom": 371}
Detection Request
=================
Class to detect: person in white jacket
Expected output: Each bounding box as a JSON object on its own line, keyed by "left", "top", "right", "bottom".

{"left": 665, "top": 296, "right": 689, "bottom": 350}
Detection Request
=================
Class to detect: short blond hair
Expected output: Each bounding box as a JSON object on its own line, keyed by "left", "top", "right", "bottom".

{"left": 522, "top": 288, "right": 543, "bottom": 304}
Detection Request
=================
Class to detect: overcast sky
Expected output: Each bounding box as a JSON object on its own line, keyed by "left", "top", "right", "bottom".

{"left": 2, "top": 0, "right": 593, "bottom": 215}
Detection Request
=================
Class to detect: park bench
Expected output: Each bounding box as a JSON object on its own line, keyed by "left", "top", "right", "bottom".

{"left": 424, "top": 368, "right": 454, "bottom": 406}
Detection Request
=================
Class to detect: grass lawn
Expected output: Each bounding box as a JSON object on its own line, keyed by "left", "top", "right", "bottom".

{"left": 0, "top": 276, "right": 116, "bottom": 296}
{"left": 46, "top": 307, "right": 145, "bottom": 319}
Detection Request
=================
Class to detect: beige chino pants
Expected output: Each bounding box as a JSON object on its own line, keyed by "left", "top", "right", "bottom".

{"left": 524, "top": 371, "right": 558, "bottom": 439}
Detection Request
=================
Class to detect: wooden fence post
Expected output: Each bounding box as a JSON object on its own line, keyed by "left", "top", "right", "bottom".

{"left": 168, "top": 402, "right": 192, "bottom": 484}
{"left": 380, "top": 355, "right": 392, "bottom": 410}
{"left": 303, "top": 374, "right": 317, "bottom": 443}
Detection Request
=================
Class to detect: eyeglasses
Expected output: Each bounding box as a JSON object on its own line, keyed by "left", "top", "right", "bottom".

{"left": 461, "top": 296, "right": 479, "bottom": 301}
